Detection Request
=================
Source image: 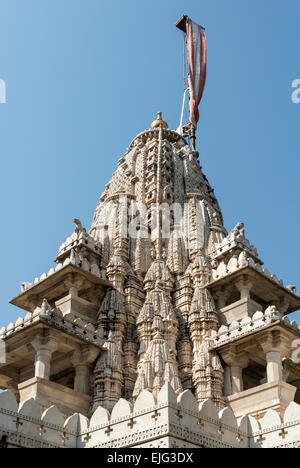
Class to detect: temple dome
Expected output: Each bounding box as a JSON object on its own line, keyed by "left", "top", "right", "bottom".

{"left": 150, "top": 111, "right": 168, "bottom": 129}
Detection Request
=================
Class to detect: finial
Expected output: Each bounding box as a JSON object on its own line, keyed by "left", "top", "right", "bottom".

{"left": 150, "top": 111, "right": 168, "bottom": 129}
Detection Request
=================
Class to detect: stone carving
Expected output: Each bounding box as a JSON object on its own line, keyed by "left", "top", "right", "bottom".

{"left": 213, "top": 306, "right": 300, "bottom": 346}
{"left": 73, "top": 218, "right": 86, "bottom": 235}
{"left": 229, "top": 222, "right": 245, "bottom": 237}
{"left": 92, "top": 332, "right": 123, "bottom": 413}
{"left": 133, "top": 312, "right": 182, "bottom": 398}
{"left": 2, "top": 116, "right": 300, "bottom": 449}
{"left": 2, "top": 388, "right": 300, "bottom": 448}
{"left": 0, "top": 300, "right": 104, "bottom": 346}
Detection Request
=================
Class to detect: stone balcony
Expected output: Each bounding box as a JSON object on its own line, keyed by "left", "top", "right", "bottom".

{"left": 218, "top": 297, "right": 262, "bottom": 326}
{"left": 18, "top": 377, "right": 91, "bottom": 417}
{"left": 227, "top": 381, "right": 297, "bottom": 419}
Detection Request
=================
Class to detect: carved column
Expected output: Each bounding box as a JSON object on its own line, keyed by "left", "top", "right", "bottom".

{"left": 258, "top": 331, "right": 290, "bottom": 384}
{"left": 220, "top": 347, "right": 248, "bottom": 395}
{"left": 214, "top": 287, "right": 230, "bottom": 310}
{"left": 224, "top": 367, "right": 232, "bottom": 396}
{"left": 231, "top": 366, "right": 244, "bottom": 393}
{"left": 74, "top": 365, "right": 91, "bottom": 394}
{"left": 266, "top": 351, "right": 283, "bottom": 383}
{"left": 235, "top": 276, "right": 253, "bottom": 300}
{"left": 35, "top": 349, "right": 52, "bottom": 379}
{"left": 72, "top": 348, "right": 99, "bottom": 395}
{"left": 32, "top": 336, "right": 57, "bottom": 380}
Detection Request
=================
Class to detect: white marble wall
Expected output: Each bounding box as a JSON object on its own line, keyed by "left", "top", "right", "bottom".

{"left": 1, "top": 385, "right": 300, "bottom": 448}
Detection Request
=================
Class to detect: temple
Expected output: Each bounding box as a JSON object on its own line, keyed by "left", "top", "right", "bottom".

{"left": 1, "top": 113, "right": 300, "bottom": 448}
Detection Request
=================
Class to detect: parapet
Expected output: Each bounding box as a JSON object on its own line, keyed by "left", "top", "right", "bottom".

{"left": 1, "top": 383, "right": 300, "bottom": 448}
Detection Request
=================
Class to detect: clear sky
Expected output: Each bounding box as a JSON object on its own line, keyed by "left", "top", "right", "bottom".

{"left": 0, "top": 0, "right": 299, "bottom": 326}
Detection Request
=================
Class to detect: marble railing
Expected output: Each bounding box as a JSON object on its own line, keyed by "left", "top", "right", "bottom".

{"left": 211, "top": 250, "right": 297, "bottom": 295}
{"left": 213, "top": 306, "right": 300, "bottom": 346}
{"left": 0, "top": 299, "right": 103, "bottom": 347}
{"left": 1, "top": 384, "right": 300, "bottom": 448}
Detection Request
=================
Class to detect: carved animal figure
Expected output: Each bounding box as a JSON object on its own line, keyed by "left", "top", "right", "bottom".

{"left": 230, "top": 222, "right": 245, "bottom": 237}
{"left": 73, "top": 218, "right": 86, "bottom": 235}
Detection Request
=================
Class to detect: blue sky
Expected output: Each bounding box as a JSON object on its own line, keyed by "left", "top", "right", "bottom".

{"left": 0, "top": 0, "right": 299, "bottom": 326}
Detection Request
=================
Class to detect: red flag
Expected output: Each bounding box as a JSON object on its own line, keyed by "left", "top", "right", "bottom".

{"left": 186, "top": 18, "right": 207, "bottom": 127}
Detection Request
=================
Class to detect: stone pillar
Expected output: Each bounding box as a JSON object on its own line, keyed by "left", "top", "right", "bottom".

{"left": 32, "top": 336, "right": 57, "bottom": 380}
{"left": 72, "top": 347, "right": 99, "bottom": 396}
{"left": 259, "top": 332, "right": 289, "bottom": 384}
{"left": 214, "top": 287, "right": 229, "bottom": 310}
{"left": 266, "top": 351, "right": 283, "bottom": 382}
{"left": 74, "top": 365, "right": 91, "bottom": 394}
{"left": 231, "top": 366, "right": 244, "bottom": 393}
{"left": 235, "top": 277, "right": 253, "bottom": 300}
{"left": 224, "top": 367, "right": 232, "bottom": 396}
{"left": 220, "top": 348, "right": 248, "bottom": 396}
{"left": 35, "top": 349, "right": 52, "bottom": 379}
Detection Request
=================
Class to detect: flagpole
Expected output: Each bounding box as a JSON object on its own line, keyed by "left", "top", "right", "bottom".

{"left": 176, "top": 15, "right": 206, "bottom": 153}
{"left": 190, "top": 125, "right": 196, "bottom": 151}
{"left": 176, "top": 16, "right": 197, "bottom": 151}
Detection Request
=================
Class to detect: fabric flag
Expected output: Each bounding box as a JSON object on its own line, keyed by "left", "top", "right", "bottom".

{"left": 186, "top": 17, "right": 207, "bottom": 127}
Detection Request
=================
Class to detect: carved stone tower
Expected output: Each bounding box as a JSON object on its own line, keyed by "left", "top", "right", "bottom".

{"left": 89, "top": 113, "right": 227, "bottom": 410}
{"left": 1, "top": 112, "right": 300, "bottom": 449}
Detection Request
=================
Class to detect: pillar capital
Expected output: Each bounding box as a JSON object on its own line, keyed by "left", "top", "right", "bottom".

{"left": 234, "top": 275, "right": 253, "bottom": 299}
{"left": 273, "top": 296, "right": 290, "bottom": 315}
{"left": 220, "top": 347, "right": 248, "bottom": 395}
{"left": 220, "top": 346, "right": 249, "bottom": 369}
{"left": 71, "top": 346, "right": 99, "bottom": 395}
{"left": 234, "top": 274, "right": 253, "bottom": 289}
{"left": 71, "top": 346, "right": 100, "bottom": 368}
{"left": 258, "top": 330, "right": 290, "bottom": 356}
{"left": 213, "top": 287, "right": 230, "bottom": 309}
{"left": 31, "top": 335, "right": 58, "bottom": 354}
